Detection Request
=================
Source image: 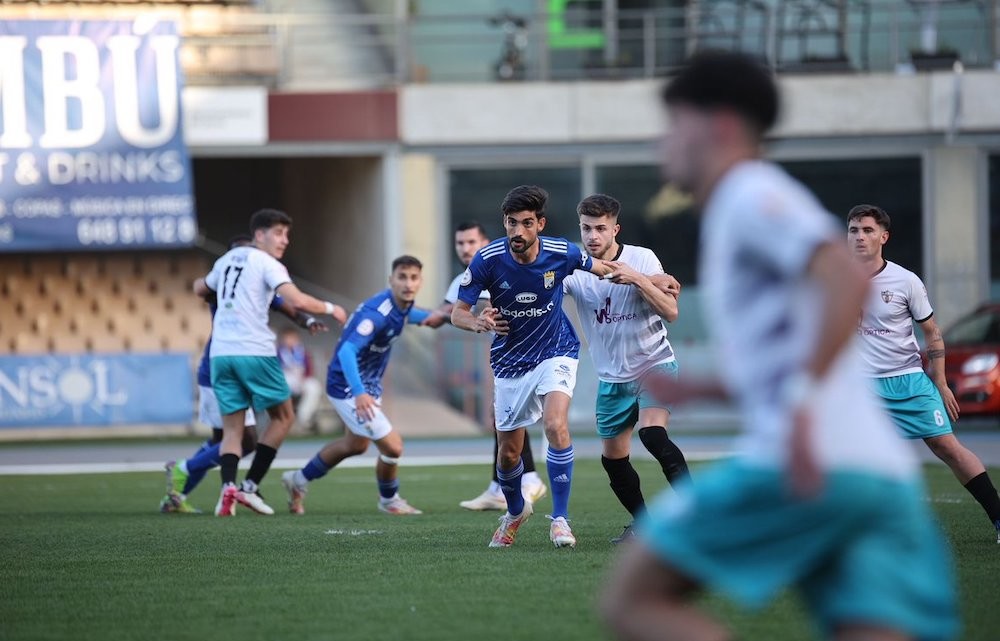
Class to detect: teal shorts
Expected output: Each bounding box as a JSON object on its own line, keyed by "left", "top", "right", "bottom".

{"left": 872, "top": 373, "right": 953, "bottom": 440}
{"left": 210, "top": 355, "right": 291, "bottom": 415}
{"left": 638, "top": 461, "right": 957, "bottom": 641}
{"left": 596, "top": 361, "right": 678, "bottom": 438}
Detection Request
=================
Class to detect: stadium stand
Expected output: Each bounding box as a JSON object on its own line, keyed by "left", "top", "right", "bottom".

{"left": 1, "top": 252, "right": 211, "bottom": 357}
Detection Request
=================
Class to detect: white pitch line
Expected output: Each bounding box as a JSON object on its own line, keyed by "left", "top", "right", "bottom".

{"left": 0, "top": 451, "right": 731, "bottom": 476}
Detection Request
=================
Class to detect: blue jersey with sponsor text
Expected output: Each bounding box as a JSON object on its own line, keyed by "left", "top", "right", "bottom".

{"left": 327, "top": 289, "right": 412, "bottom": 399}
{"left": 458, "top": 236, "right": 593, "bottom": 378}
{"left": 197, "top": 295, "right": 285, "bottom": 387}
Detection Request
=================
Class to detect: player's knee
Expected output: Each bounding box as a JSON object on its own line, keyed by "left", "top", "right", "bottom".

{"left": 379, "top": 453, "right": 400, "bottom": 466}
{"left": 496, "top": 448, "right": 521, "bottom": 470}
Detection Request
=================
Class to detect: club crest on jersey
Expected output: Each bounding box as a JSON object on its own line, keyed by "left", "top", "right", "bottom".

{"left": 543, "top": 270, "right": 555, "bottom": 290}
{"left": 881, "top": 290, "right": 894, "bottom": 304}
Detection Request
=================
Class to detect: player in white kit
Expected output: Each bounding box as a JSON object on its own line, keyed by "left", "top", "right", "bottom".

{"left": 601, "top": 52, "right": 956, "bottom": 641}
{"left": 849, "top": 203, "right": 1000, "bottom": 542}
{"left": 424, "top": 221, "right": 547, "bottom": 509}
{"left": 195, "top": 208, "right": 347, "bottom": 516}
{"left": 563, "top": 194, "right": 690, "bottom": 543}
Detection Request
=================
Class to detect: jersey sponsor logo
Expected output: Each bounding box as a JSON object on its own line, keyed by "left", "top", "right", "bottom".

{"left": 594, "top": 296, "right": 638, "bottom": 324}
{"left": 460, "top": 269, "right": 472, "bottom": 286}
{"left": 357, "top": 319, "right": 375, "bottom": 336}
{"left": 543, "top": 270, "right": 555, "bottom": 290}
{"left": 514, "top": 292, "right": 538, "bottom": 304}
{"left": 499, "top": 301, "right": 555, "bottom": 318}
{"left": 881, "top": 290, "right": 894, "bottom": 304}
{"left": 858, "top": 327, "right": 893, "bottom": 337}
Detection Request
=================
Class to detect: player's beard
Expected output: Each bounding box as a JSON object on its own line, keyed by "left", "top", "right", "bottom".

{"left": 509, "top": 236, "right": 533, "bottom": 254}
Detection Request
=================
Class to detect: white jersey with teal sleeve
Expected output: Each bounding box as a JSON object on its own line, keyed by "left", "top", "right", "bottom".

{"left": 700, "top": 161, "right": 916, "bottom": 478}
{"left": 858, "top": 261, "right": 933, "bottom": 378}
{"left": 564, "top": 244, "right": 675, "bottom": 383}
{"left": 205, "top": 246, "right": 291, "bottom": 357}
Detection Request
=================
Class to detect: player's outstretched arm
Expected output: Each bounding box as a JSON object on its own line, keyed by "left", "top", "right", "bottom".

{"left": 420, "top": 301, "right": 454, "bottom": 328}
{"left": 587, "top": 258, "right": 617, "bottom": 278}
{"left": 803, "top": 242, "right": 869, "bottom": 381}
{"left": 274, "top": 297, "right": 329, "bottom": 335}
{"left": 919, "top": 316, "right": 960, "bottom": 422}
{"left": 649, "top": 273, "right": 681, "bottom": 299}
{"left": 276, "top": 282, "right": 347, "bottom": 324}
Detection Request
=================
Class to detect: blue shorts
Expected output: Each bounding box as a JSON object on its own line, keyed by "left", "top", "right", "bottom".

{"left": 210, "top": 355, "right": 290, "bottom": 416}
{"left": 639, "top": 461, "right": 957, "bottom": 641}
{"left": 596, "top": 361, "right": 678, "bottom": 438}
{"left": 872, "top": 373, "right": 952, "bottom": 440}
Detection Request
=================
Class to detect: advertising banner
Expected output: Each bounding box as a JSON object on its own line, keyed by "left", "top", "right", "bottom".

{"left": 0, "top": 19, "right": 196, "bottom": 251}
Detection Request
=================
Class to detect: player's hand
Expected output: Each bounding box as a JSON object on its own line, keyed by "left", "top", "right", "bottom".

{"left": 605, "top": 262, "right": 646, "bottom": 287}
{"left": 354, "top": 393, "right": 377, "bottom": 422}
{"left": 474, "top": 307, "right": 500, "bottom": 334}
{"left": 661, "top": 273, "right": 681, "bottom": 298}
{"left": 330, "top": 304, "right": 348, "bottom": 325}
{"left": 305, "top": 318, "right": 329, "bottom": 335}
{"left": 788, "top": 405, "right": 823, "bottom": 498}
{"left": 937, "top": 383, "right": 960, "bottom": 423}
{"left": 420, "top": 311, "right": 449, "bottom": 328}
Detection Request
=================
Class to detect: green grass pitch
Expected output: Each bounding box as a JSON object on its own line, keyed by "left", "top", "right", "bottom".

{"left": 1, "top": 461, "right": 997, "bottom": 641}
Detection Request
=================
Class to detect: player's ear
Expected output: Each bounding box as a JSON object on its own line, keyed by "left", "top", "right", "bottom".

{"left": 537, "top": 215, "right": 546, "bottom": 232}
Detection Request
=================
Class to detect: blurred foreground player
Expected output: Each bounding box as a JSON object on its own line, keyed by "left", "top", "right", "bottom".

{"left": 282, "top": 256, "right": 432, "bottom": 515}
{"left": 601, "top": 52, "right": 957, "bottom": 641}
{"left": 195, "top": 209, "right": 346, "bottom": 516}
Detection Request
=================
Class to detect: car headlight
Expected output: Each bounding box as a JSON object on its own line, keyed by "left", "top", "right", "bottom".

{"left": 961, "top": 353, "right": 1000, "bottom": 375}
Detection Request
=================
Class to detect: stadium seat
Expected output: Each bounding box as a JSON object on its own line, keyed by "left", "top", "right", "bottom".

{"left": 87, "top": 332, "right": 126, "bottom": 354}
{"left": 9, "top": 332, "right": 50, "bottom": 355}
{"left": 125, "top": 332, "right": 165, "bottom": 353}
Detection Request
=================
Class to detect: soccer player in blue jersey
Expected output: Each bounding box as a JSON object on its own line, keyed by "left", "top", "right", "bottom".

{"left": 159, "top": 235, "right": 328, "bottom": 513}
{"left": 451, "top": 185, "right": 615, "bottom": 548}
{"left": 282, "top": 256, "right": 433, "bottom": 515}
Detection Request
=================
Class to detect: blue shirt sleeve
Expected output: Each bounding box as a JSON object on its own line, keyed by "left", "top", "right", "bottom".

{"left": 270, "top": 294, "right": 285, "bottom": 311}
{"left": 457, "top": 251, "right": 489, "bottom": 305}
{"left": 336, "top": 308, "right": 385, "bottom": 396}
{"left": 337, "top": 343, "right": 366, "bottom": 396}
{"left": 407, "top": 308, "right": 431, "bottom": 324}
{"left": 567, "top": 241, "right": 593, "bottom": 273}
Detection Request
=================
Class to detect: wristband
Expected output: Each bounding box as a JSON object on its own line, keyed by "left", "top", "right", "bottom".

{"left": 782, "top": 372, "right": 817, "bottom": 408}
{"left": 324, "top": 301, "right": 335, "bottom": 315}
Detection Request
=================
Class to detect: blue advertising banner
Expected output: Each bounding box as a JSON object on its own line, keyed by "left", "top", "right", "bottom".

{"left": 0, "top": 354, "right": 192, "bottom": 427}
{"left": 0, "top": 19, "right": 196, "bottom": 251}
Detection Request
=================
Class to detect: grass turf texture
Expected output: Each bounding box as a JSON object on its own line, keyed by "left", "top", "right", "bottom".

{"left": 1, "top": 462, "right": 997, "bottom": 641}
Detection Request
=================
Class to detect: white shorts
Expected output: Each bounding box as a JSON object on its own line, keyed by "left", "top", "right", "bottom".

{"left": 329, "top": 395, "right": 393, "bottom": 441}
{"left": 493, "top": 356, "right": 578, "bottom": 431}
{"left": 198, "top": 385, "right": 255, "bottom": 428}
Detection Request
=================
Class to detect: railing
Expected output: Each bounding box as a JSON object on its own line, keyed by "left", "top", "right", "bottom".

{"left": 3, "top": 1, "right": 996, "bottom": 86}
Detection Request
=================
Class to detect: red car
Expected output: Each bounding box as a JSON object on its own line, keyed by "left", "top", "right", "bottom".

{"left": 932, "top": 303, "right": 1000, "bottom": 418}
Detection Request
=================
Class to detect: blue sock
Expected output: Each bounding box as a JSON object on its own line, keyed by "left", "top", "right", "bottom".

{"left": 182, "top": 442, "right": 222, "bottom": 494}
{"left": 497, "top": 458, "right": 525, "bottom": 516}
{"left": 546, "top": 445, "right": 574, "bottom": 519}
{"left": 181, "top": 439, "right": 215, "bottom": 494}
{"left": 377, "top": 478, "right": 400, "bottom": 499}
{"left": 302, "top": 455, "right": 331, "bottom": 482}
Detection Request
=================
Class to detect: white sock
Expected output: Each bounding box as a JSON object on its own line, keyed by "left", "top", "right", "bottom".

{"left": 293, "top": 470, "right": 309, "bottom": 488}
{"left": 178, "top": 460, "right": 189, "bottom": 475}
{"left": 487, "top": 481, "right": 502, "bottom": 495}
{"left": 241, "top": 479, "right": 258, "bottom": 493}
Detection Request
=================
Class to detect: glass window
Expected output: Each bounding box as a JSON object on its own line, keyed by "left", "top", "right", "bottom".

{"left": 780, "top": 157, "right": 924, "bottom": 277}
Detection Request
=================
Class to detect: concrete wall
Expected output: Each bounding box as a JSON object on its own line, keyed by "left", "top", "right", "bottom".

{"left": 280, "top": 157, "right": 387, "bottom": 304}
{"left": 400, "top": 70, "right": 1000, "bottom": 144}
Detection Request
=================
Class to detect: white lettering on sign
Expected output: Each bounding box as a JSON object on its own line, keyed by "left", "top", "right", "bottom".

{"left": 0, "top": 33, "right": 180, "bottom": 150}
